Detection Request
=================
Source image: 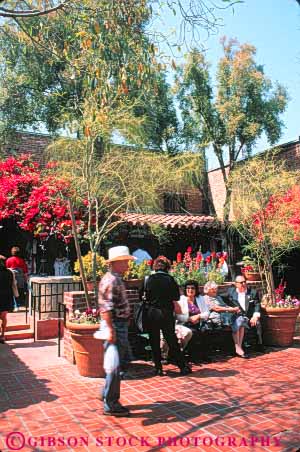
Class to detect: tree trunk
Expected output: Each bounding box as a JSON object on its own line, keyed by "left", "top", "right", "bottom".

{"left": 222, "top": 183, "right": 235, "bottom": 279}
{"left": 68, "top": 198, "right": 91, "bottom": 308}
{"left": 92, "top": 249, "right": 99, "bottom": 299}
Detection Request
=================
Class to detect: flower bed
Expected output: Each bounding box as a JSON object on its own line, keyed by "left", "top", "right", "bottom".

{"left": 170, "top": 248, "right": 228, "bottom": 286}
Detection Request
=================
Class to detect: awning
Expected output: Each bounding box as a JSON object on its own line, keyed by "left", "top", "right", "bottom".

{"left": 119, "top": 213, "right": 221, "bottom": 229}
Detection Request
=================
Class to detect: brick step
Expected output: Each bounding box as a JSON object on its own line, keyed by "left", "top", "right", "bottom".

{"left": 4, "top": 329, "right": 34, "bottom": 341}
{"left": 6, "top": 324, "right": 31, "bottom": 332}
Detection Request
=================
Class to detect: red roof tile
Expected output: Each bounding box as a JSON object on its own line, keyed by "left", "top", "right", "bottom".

{"left": 119, "top": 213, "right": 221, "bottom": 229}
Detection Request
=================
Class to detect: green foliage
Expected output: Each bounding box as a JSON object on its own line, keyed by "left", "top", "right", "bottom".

{"left": 123, "top": 260, "right": 152, "bottom": 280}
{"left": 0, "top": 0, "right": 154, "bottom": 139}
{"left": 170, "top": 262, "right": 224, "bottom": 287}
{"left": 175, "top": 39, "right": 288, "bottom": 221}
{"left": 207, "top": 270, "right": 225, "bottom": 284}
{"left": 241, "top": 256, "right": 259, "bottom": 272}
{"left": 74, "top": 252, "right": 107, "bottom": 281}
{"left": 148, "top": 224, "right": 170, "bottom": 245}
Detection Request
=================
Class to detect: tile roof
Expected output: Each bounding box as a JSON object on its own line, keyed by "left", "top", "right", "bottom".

{"left": 119, "top": 213, "right": 221, "bottom": 229}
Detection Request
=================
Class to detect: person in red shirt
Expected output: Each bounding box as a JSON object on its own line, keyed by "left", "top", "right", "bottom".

{"left": 6, "top": 246, "right": 28, "bottom": 275}
{"left": 6, "top": 246, "right": 28, "bottom": 307}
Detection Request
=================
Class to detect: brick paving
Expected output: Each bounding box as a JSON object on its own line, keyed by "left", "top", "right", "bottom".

{"left": 0, "top": 339, "right": 300, "bottom": 452}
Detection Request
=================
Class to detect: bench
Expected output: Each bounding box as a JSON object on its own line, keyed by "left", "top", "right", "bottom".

{"left": 129, "top": 323, "right": 261, "bottom": 363}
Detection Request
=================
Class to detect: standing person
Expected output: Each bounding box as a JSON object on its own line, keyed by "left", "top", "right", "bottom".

{"left": 226, "top": 275, "right": 262, "bottom": 358}
{"left": 0, "top": 256, "right": 19, "bottom": 343}
{"left": 144, "top": 256, "right": 192, "bottom": 376}
{"left": 98, "top": 246, "right": 134, "bottom": 417}
{"left": 131, "top": 241, "right": 152, "bottom": 264}
{"left": 53, "top": 251, "right": 71, "bottom": 276}
{"left": 6, "top": 246, "right": 28, "bottom": 307}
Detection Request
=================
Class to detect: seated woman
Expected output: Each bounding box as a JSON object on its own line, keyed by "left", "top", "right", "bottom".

{"left": 204, "top": 281, "right": 249, "bottom": 358}
{"left": 177, "top": 280, "right": 211, "bottom": 363}
{"left": 203, "top": 281, "right": 240, "bottom": 328}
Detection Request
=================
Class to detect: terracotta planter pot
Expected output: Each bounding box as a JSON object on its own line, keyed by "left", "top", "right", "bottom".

{"left": 244, "top": 271, "right": 261, "bottom": 281}
{"left": 123, "top": 279, "right": 143, "bottom": 290}
{"left": 261, "top": 307, "right": 300, "bottom": 347}
{"left": 66, "top": 322, "right": 104, "bottom": 377}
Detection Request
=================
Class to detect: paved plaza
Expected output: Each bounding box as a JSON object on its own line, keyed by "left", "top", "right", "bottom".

{"left": 0, "top": 333, "right": 300, "bottom": 452}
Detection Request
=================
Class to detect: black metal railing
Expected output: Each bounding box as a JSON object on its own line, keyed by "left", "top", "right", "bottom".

{"left": 30, "top": 279, "right": 83, "bottom": 341}
{"left": 57, "top": 301, "right": 67, "bottom": 357}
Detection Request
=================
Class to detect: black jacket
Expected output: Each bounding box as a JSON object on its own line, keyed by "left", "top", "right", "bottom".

{"left": 226, "top": 286, "right": 261, "bottom": 319}
{"left": 143, "top": 270, "right": 180, "bottom": 312}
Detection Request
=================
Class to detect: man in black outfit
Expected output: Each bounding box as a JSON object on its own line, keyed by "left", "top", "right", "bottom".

{"left": 144, "top": 256, "right": 192, "bottom": 376}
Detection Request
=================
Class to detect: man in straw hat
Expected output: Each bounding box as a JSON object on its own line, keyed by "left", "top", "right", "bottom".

{"left": 98, "top": 246, "right": 134, "bottom": 417}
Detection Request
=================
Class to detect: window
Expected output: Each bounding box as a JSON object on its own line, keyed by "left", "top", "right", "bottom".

{"left": 163, "top": 193, "right": 187, "bottom": 213}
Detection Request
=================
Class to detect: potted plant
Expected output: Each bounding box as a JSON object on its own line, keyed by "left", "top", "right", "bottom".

{"left": 74, "top": 252, "right": 107, "bottom": 291}
{"left": 170, "top": 249, "right": 226, "bottom": 288}
{"left": 231, "top": 155, "right": 300, "bottom": 346}
{"left": 261, "top": 281, "right": 300, "bottom": 347}
{"left": 123, "top": 260, "right": 152, "bottom": 289}
{"left": 66, "top": 308, "right": 104, "bottom": 377}
{"left": 241, "top": 256, "right": 261, "bottom": 281}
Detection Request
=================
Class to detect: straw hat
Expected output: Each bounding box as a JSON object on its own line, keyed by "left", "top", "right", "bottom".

{"left": 107, "top": 246, "right": 136, "bottom": 263}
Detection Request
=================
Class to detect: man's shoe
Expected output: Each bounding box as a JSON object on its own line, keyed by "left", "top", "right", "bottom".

{"left": 103, "top": 406, "right": 130, "bottom": 417}
{"left": 180, "top": 365, "right": 192, "bottom": 376}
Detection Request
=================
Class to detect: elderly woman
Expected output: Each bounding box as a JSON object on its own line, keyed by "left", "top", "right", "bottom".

{"left": 203, "top": 281, "right": 240, "bottom": 328}
{"left": 204, "top": 281, "right": 249, "bottom": 358}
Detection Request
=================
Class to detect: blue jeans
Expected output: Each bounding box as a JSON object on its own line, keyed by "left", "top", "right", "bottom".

{"left": 102, "top": 319, "right": 130, "bottom": 411}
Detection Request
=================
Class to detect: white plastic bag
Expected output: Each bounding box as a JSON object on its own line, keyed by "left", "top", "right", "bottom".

{"left": 94, "top": 320, "right": 110, "bottom": 340}
{"left": 104, "top": 343, "right": 120, "bottom": 373}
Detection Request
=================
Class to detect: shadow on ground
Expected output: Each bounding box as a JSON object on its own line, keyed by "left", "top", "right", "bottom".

{"left": 0, "top": 343, "right": 58, "bottom": 412}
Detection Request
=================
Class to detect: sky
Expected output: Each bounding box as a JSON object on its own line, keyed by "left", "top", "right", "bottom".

{"left": 156, "top": 0, "right": 300, "bottom": 169}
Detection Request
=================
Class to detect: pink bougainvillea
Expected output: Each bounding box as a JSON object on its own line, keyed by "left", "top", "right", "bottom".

{"left": 0, "top": 154, "right": 83, "bottom": 242}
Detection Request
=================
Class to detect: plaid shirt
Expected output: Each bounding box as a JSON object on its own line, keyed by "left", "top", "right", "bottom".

{"left": 98, "top": 271, "right": 130, "bottom": 319}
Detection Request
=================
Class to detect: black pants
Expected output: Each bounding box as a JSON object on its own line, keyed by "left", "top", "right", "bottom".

{"left": 146, "top": 306, "right": 186, "bottom": 370}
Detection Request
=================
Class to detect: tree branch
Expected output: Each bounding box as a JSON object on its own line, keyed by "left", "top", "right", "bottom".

{"left": 0, "top": 1, "right": 69, "bottom": 17}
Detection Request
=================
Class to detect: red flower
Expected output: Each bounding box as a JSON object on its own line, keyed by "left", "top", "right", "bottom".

{"left": 205, "top": 256, "right": 211, "bottom": 264}
{"left": 176, "top": 252, "right": 182, "bottom": 263}
{"left": 196, "top": 252, "right": 202, "bottom": 262}
{"left": 186, "top": 246, "right": 192, "bottom": 254}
